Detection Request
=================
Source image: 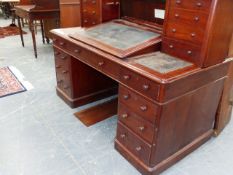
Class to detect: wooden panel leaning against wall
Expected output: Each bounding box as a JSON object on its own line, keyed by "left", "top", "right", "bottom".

{"left": 215, "top": 34, "right": 233, "bottom": 135}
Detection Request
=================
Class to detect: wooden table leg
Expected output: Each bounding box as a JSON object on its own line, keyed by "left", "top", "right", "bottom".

{"left": 29, "top": 19, "right": 37, "bottom": 58}
{"left": 40, "top": 20, "right": 45, "bottom": 44}
{"left": 17, "top": 16, "right": 24, "bottom": 47}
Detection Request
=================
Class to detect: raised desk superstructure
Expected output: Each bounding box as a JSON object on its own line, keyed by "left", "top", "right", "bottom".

{"left": 51, "top": 0, "right": 233, "bottom": 174}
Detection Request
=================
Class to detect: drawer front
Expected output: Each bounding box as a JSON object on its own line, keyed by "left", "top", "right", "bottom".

{"left": 169, "top": 0, "right": 212, "bottom": 11}
{"left": 166, "top": 22, "right": 204, "bottom": 44}
{"left": 119, "top": 85, "right": 158, "bottom": 124}
{"left": 162, "top": 37, "right": 201, "bottom": 65}
{"left": 54, "top": 47, "right": 72, "bottom": 96}
{"left": 118, "top": 103, "right": 155, "bottom": 144}
{"left": 119, "top": 67, "right": 160, "bottom": 101}
{"left": 116, "top": 122, "right": 152, "bottom": 165}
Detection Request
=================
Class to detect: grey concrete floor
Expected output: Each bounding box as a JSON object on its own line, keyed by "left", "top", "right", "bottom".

{"left": 0, "top": 17, "right": 233, "bottom": 175}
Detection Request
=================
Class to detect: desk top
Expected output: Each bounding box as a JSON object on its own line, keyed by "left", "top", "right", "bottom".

{"left": 69, "top": 20, "right": 162, "bottom": 58}
{"left": 15, "top": 5, "right": 35, "bottom": 12}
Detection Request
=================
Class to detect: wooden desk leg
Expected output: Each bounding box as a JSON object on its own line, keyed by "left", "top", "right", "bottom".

{"left": 17, "top": 16, "right": 24, "bottom": 47}
{"left": 29, "top": 19, "right": 37, "bottom": 58}
{"left": 40, "top": 20, "right": 45, "bottom": 44}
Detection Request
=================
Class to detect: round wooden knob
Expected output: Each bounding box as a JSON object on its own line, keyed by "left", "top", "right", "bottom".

{"left": 98, "top": 61, "right": 104, "bottom": 67}
{"left": 56, "top": 65, "right": 61, "bottom": 69}
{"left": 187, "top": 50, "right": 192, "bottom": 55}
{"left": 194, "top": 16, "right": 200, "bottom": 21}
{"left": 142, "top": 84, "right": 150, "bottom": 91}
{"left": 176, "top": 0, "right": 181, "bottom": 4}
{"left": 175, "top": 13, "right": 179, "bottom": 18}
{"left": 64, "top": 85, "right": 70, "bottom": 90}
{"left": 123, "top": 94, "right": 130, "bottom": 100}
{"left": 122, "top": 113, "right": 128, "bottom": 119}
{"left": 120, "top": 134, "right": 126, "bottom": 139}
{"left": 57, "top": 80, "right": 63, "bottom": 83}
{"left": 74, "top": 49, "right": 80, "bottom": 53}
{"left": 123, "top": 75, "right": 130, "bottom": 80}
{"left": 135, "top": 146, "right": 142, "bottom": 152}
{"left": 54, "top": 51, "right": 60, "bottom": 55}
{"left": 61, "top": 56, "right": 67, "bottom": 60}
{"left": 140, "top": 105, "right": 148, "bottom": 111}
{"left": 191, "top": 33, "right": 196, "bottom": 37}
{"left": 172, "top": 28, "right": 177, "bottom": 33}
{"left": 138, "top": 126, "right": 145, "bottom": 132}
{"left": 62, "top": 70, "right": 68, "bottom": 74}
{"left": 59, "top": 42, "right": 65, "bottom": 46}
{"left": 196, "top": 2, "right": 202, "bottom": 7}
{"left": 169, "top": 45, "right": 174, "bottom": 49}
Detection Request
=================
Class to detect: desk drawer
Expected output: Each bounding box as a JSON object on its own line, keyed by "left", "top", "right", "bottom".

{"left": 162, "top": 37, "right": 201, "bottom": 65}
{"left": 118, "top": 103, "right": 155, "bottom": 144}
{"left": 116, "top": 122, "right": 152, "bottom": 165}
{"left": 169, "top": 0, "right": 212, "bottom": 11}
{"left": 119, "top": 85, "right": 158, "bottom": 124}
{"left": 119, "top": 67, "right": 160, "bottom": 101}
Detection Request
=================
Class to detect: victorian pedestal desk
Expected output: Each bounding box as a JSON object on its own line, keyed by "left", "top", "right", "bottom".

{"left": 51, "top": 0, "right": 233, "bottom": 174}
{"left": 15, "top": 0, "right": 60, "bottom": 58}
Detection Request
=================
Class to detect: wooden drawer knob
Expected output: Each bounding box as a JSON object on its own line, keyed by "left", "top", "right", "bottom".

{"left": 138, "top": 126, "right": 145, "bottom": 132}
{"left": 54, "top": 51, "right": 60, "bottom": 56}
{"left": 194, "top": 16, "right": 200, "bottom": 21}
{"left": 169, "top": 45, "right": 174, "bottom": 49}
{"left": 64, "top": 85, "right": 70, "bottom": 90}
{"left": 61, "top": 56, "right": 67, "bottom": 60}
{"left": 98, "top": 61, "right": 104, "bottom": 67}
{"left": 57, "top": 80, "right": 63, "bottom": 83}
{"left": 187, "top": 50, "right": 192, "bottom": 55}
{"left": 176, "top": 0, "right": 181, "bottom": 4}
{"left": 191, "top": 33, "right": 196, "bottom": 37}
{"left": 53, "top": 38, "right": 57, "bottom": 42}
{"left": 196, "top": 2, "right": 202, "bottom": 7}
{"left": 175, "top": 13, "right": 179, "bottom": 18}
{"left": 59, "top": 42, "right": 65, "bottom": 46}
{"left": 74, "top": 49, "right": 80, "bottom": 53}
{"left": 123, "top": 75, "right": 131, "bottom": 80}
{"left": 135, "top": 146, "right": 142, "bottom": 152}
{"left": 140, "top": 105, "right": 148, "bottom": 111}
{"left": 120, "top": 134, "right": 126, "bottom": 139}
{"left": 172, "top": 28, "right": 176, "bottom": 33}
{"left": 142, "top": 84, "right": 150, "bottom": 91}
{"left": 56, "top": 65, "right": 61, "bottom": 69}
{"left": 123, "top": 94, "right": 130, "bottom": 100}
{"left": 62, "top": 70, "right": 68, "bottom": 74}
{"left": 122, "top": 113, "right": 128, "bottom": 119}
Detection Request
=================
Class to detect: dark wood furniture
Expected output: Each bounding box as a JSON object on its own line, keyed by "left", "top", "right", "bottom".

{"left": 51, "top": 0, "right": 233, "bottom": 174}
{"left": 15, "top": 0, "right": 60, "bottom": 58}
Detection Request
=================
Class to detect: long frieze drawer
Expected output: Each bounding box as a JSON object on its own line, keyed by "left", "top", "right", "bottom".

{"left": 119, "top": 67, "right": 160, "bottom": 101}
{"left": 166, "top": 21, "right": 204, "bottom": 44}
{"left": 118, "top": 103, "right": 156, "bottom": 144}
{"left": 116, "top": 122, "right": 152, "bottom": 165}
{"left": 119, "top": 85, "right": 159, "bottom": 124}
{"left": 167, "top": 8, "right": 209, "bottom": 28}
{"left": 162, "top": 37, "right": 201, "bottom": 66}
{"left": 169, "top": 0, "right": 212, "bottom": 11}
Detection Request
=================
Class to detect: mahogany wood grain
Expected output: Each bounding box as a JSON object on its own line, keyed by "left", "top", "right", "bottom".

{"left": 74, "top": 98, "right": 118, "bottom": 126}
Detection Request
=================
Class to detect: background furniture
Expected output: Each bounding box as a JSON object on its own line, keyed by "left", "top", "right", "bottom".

{"left": 51, "top": 0, "right": 233, "bottom": 174}
{"left": 15, "top": 0, "right": 60, "bottom": 58}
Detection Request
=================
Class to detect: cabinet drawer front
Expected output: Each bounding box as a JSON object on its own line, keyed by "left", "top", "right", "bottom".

{"left": 166, "top": 22, "right": 204, "bottom": 44}
{"left": 169, "top": 0, "right": 212, "bottom": 11}
{"left": 162, "top": 37, "right": 201, "bottom": 65}
{"left": 118, "top": 103, "right": 155, "bottom": 144}
{"left": 119, "top": 85, "right": 158, "bottom": 123}
{"left": 116, "top": 122, "right": 152, "bottom": 165}
{"left": 119, "top": 67, "right": 160, "bottom": 101}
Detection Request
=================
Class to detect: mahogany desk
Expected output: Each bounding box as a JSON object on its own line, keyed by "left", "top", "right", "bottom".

{"left": 51, "top": 21, "right": 231, "bottom": 175}
{"left": 15, "top": 5, "right": 59, "bottom": 58}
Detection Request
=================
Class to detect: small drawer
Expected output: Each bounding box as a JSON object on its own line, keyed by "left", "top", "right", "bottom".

{"left": 170, "top": 0, "right": 212, "bottom": 11}
{"left": 119, "top": 67, "right": 160, "bottom": 101}
{"left": 118, "top": 103, "right": 156, "bottom": 144}
{"left": 116, "top": 122, "right": 152, "bottom": 165}
{"left": 166, "top": 21, "right": 204, "bottom": 44}
{"left": 162, "top": 37, "right": 201, "bottom": 65}
{"left": 119, "top": 85, "right": 158, "bottom": 124}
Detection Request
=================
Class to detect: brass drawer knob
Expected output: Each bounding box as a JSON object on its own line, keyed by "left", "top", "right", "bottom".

{"left": 135, "top": 146, "right": 142, "bottom": 152}
{"left": 140, "top": 105, "right": 148, "bottom": 111}
{"left": 62, "top": 70, "right": 68, "bottom": 74}
{"left": 123, "top": 75, "right": 131, "bottom": 80}
{"left": 187, "top": 50, "right": 192, "bottom": 55}
{"left": 196, "top": 2, "right": 202, "bottom": 7}
{"left": 138, "top": 126, "right": 145, "bottom": 132}
{"left": 122, "top": 113, "right": 128, "bottom": 119}
{"left": 123, "top": 94, "right": 130, "bottom": 100}
{"left": 98, "top": 61, "right": 104, "bottom": 67}
{"left": 143, "top": 84, "right": 150, "bottom": 91}
{"left": 120, "top": 134, "right": 126, "bottom": 139}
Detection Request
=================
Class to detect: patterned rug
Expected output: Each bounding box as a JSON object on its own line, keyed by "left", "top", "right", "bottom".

{"left": 0, "top": 26, "right": 27, "bottom": 39}
{"left": 0, "top": 67, "right": 26, "bottom": 98}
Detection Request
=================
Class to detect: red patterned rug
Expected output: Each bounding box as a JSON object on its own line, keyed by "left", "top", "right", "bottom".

{"left": 0, "top": 67, "right": 26, "bottom": 98}
{"left": 0, "top": 26, "right": 27, "bottom": 39}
